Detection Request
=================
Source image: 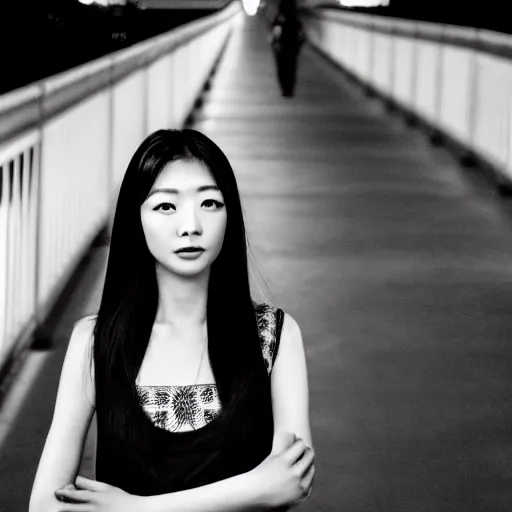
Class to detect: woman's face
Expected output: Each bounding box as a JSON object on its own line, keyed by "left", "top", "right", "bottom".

{"left": 140, "top": 159, "right": 227, "bottom": 278}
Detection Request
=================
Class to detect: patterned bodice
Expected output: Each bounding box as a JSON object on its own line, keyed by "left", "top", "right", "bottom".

{"left": 136, "top": 303, "right": 283, "bottom": 433}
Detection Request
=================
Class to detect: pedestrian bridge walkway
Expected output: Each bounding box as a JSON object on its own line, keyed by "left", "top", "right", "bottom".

{"left": 1, "top": 12, "right": 512, "bottom": 512}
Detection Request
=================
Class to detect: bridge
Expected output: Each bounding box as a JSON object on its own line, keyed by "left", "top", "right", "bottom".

{"left": 1, "top": 3, "right": 512, "bottom": 511}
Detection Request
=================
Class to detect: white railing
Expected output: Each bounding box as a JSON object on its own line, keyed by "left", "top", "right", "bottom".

{"left": 303, "top": 9, "right": 512, "bottom": 183}
{"left": 0, "top": 1, "right": 241, "bottom": 376}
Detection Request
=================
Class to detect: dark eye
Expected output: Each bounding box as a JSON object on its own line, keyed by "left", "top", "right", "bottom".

{"left": 154, "top": 203, "right": 175, "bottom": 213}
{"left": 202, "top": 199, "right": 224, "bottom": 210}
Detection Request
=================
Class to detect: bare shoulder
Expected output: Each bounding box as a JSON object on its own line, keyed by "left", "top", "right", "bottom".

{"left": 73, "top": 314, "right": 97, "bottom": 335}
{"left": 281, "top": 311, "right": 302, "bottom": 338}
{"left": 276, "top": 311, "right": 304, "bottom": 360}
{"left": 69, "top": 315, "right": 96, "bottom": 353}
{"left": 273, "top": 310, "right": 308, "bottom": 383}
{"left": 65, "top": 314, "right": 97, "bottom": 401}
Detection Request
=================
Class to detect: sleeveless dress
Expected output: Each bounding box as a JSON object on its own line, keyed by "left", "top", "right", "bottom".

{"left": 95, "top": 303, "right": 285, "bottom": 496}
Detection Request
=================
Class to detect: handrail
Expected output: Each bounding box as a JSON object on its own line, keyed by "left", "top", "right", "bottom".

{"left": 304, "top": 8, "right": 512, "bottom": 61}
{"left": 0, "top": 2, "right": 239, "bottom": 146}
{"left": 303, "top": 6, "right": 512, "bottom": 183}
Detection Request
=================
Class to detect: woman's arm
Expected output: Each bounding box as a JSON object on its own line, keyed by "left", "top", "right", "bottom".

{"left": 144, "top": 471, "right": 263, "bottom": 512}
{"left": 271, "top": 313, "right": 313, "bottom": 451}
{"left": 29, "top": 316, "right": 96, "bottom": 512}
{"left": 60, "top": 435, "right": 312, "bottom": 512}
{"left": 269, "top": 312, "right": 315, "bottom": 511}
{"left": 58, "top": 430, "right": 312, "bottom": 512}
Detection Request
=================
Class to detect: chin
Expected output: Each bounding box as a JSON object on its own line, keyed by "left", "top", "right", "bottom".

{"left": 178, "top": 266, "right": 208, "bottom": 277}
{"left": 167, "top": 261, "right": 211, "bottom": 278}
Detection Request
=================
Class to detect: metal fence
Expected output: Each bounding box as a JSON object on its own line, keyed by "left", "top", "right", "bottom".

{"left": 303, "top": 9, "right": 512, "bottom": 185}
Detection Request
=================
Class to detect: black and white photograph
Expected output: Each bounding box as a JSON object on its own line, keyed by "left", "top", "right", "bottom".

{"left": 0, "top": 1, "right": 511, "bottom": 511}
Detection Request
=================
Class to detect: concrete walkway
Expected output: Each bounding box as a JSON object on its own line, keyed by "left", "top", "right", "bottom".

{"left": 2, "top": 13, "right": 512, "bottom": 512}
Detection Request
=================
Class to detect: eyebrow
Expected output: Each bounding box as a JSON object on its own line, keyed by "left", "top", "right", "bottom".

{"left": 148, "top": 185, "right": 220, "bottom": 198}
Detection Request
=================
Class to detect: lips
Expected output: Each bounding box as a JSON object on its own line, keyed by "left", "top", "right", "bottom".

{"left": 175, "top": 247, "right": 205, "bottom": 253}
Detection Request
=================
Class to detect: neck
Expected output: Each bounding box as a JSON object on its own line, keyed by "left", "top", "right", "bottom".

{"left": 154, "top": 264, "right": 209, "bottom": 330}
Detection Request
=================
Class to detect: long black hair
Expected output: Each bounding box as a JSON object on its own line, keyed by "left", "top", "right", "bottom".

{"left": 93, "top": 129, "right": 272, "bottom": 449}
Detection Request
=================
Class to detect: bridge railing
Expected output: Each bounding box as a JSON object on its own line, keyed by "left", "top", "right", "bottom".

{"left": 303, "top": 9, "right": 512, "bottom": 186}
{"left": 0, "top": 2, "right": 241, "bottom": 385}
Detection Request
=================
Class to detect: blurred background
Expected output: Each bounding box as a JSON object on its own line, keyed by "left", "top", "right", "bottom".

{"left": 0, "top": 0, "right": 235, "bottom": 95}
{"left": 2, "top": 0, "right": 512, "bottom": 96}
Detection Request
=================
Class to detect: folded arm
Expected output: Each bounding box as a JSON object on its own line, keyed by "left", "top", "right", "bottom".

{"left": 29, "top": 316, "right": 96, "bottom": 512}
{"left": 143, "top": 471, "right": 265, "bottom": 512}
{"left": 147, "top": 311, "right": 313, "bottom": 512}
{"left": 54, "top": 311, "right": 314, "bottom": 512}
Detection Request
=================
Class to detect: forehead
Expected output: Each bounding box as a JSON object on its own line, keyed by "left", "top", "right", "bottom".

{"left": 152, "top": 159, "right": 216, "bottom": 189}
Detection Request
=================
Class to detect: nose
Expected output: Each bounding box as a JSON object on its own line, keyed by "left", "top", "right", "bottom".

{"left": 177, "top": 203, "right": 202, "bottom": 237}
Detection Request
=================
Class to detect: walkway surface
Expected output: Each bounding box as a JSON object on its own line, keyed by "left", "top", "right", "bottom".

{"left": 2, "top": 13, "right": 512, "bottom": 512}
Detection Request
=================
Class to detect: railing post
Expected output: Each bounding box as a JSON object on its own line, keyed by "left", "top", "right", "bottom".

{"left": 32, "top": 86, "right": 49, "bottom": 349}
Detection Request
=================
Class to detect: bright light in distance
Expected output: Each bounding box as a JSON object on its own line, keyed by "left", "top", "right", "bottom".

{"left": 79, "top": 0, "right": 124, "bottom": 5}
{"left": 339, "top": 0, "right": 389, "bottom": 6}
{"left": 242, "top": 0, "right": 260, "bottom": 16}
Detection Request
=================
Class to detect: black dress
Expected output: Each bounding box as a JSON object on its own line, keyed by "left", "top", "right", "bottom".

{"left": 95, "top": 303, "right": 285, "bottom": 497}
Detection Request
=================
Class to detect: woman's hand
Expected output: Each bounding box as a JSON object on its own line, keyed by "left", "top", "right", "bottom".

{"left": 54, "top": 476, "right": 147, "bottom": 512}
{"left": 251, "top": 431, "right": 315, "bottom": 509}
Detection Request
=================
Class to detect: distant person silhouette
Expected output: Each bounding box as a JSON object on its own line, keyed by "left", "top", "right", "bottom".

{"left": 270, "top": 0, "right": 304, "bottom": 97}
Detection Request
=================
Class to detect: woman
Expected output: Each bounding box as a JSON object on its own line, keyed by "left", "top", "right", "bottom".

{"left": 29, "top": 129, "right": 314, "bottom": 511}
